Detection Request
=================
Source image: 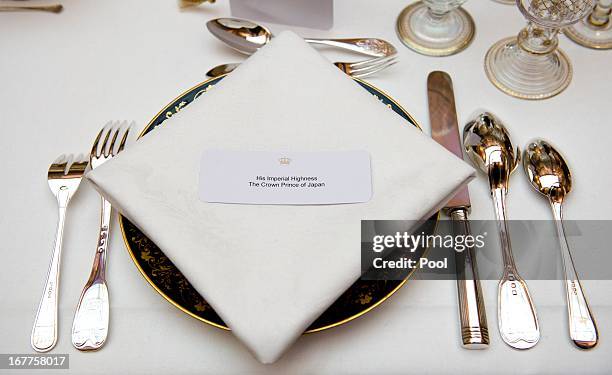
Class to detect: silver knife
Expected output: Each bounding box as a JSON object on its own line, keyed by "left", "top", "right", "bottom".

{"left": 428, "top": 71, "right": 489, "bottom": 349}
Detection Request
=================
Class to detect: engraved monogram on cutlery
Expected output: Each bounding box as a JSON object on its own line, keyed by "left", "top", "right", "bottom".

{"left": 71, "top": 122, "right": 131, "bottom": 351}
{"left": 31, "top": 154, "right": 88, "bottom": 352}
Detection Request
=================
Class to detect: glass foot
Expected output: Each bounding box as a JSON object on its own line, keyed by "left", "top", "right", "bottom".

{"left": 396, "top": 1, "right": 475, "bottom": 56}
{"left": 491, "top": 0, "right": 515, "bottom": 4}
{"left": 485, "top": 37, "right": 573, "bottom": 100}
{"left": 565, "top": 18, "right": 612, "bottom": 49}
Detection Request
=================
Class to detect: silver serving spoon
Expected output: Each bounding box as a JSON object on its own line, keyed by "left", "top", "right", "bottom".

{"left": 463, "top": 112, "right": 540, "bottom": 350}
{"left": 206, "top": 18, "right": 397, "bottom": 57}
{"left": 523, "top": 140, "right": 598, "bottom": 349}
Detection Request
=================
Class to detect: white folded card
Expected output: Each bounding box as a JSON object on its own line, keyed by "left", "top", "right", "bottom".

{"left": 229, "top": 0, "right": 334, "bottom": 29}
{"left": 87, "top": 31, "right": 475, "bottom": 363}
{"left": 199, "top": 150, "right": 372, "bottom": 205}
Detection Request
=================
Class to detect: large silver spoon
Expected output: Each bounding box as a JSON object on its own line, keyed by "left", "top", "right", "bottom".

{"left": 463, "top": 112, "right": 540, "bottom": 350}
{"left": 523, "top": 140, "right": 598, "bottom": 349}
{"left": 206, "top": 18, "right": 397, "bottom": 57}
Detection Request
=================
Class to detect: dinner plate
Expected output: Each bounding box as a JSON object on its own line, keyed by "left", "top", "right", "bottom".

{"left": 119, "top": 75, "right": 437, "bottom": 333}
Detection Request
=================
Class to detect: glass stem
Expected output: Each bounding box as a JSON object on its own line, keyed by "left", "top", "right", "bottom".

{"left": 517, "top": 22, "right": 559, "bottom": 55}
{"left": 426, "top": 7, "right": 450, "bottom": 25}
{"left": 588, "top": 0, "right": 611, "bottom": 27}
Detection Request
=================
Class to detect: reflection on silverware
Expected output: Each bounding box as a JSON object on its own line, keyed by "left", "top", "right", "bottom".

{"left": 178, "top": 0, "right": 215, "bottom": 9}
{"left": 206, "top": 18, "right": 397, "bottom": 57}
{"left": 524, "top": 140, "right": 598, "bottom": 349}
{"left": 206, "top": 63, "right": 240, "bottom": 77}
{"left": 206, "top": 55, "right": 398, "bottom": 78}
{"left": 0, "top": 4, "right": 62, "bottom": 13}
{"left": 31, "top": 154, "right": 88, "bottom": 352}
{"left": 71, "top": 122, "right": 131, "bottom": 351}
{"left": 464, "top": 112, "right": 540, "bottom": 350}
{"left": 428, "top": 71, "right": 489, "bottom": 349}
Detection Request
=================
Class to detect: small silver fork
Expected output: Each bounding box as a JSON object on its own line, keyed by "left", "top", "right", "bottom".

{"left": 205, "top": 55, "right": 399, "bottom": 79}
{"left": 32, "top": 154, "right": 88, "bottom": 352}
{"left": 71, "top": 122, "right": 131, "bottom": 351}
{"left": 333, "top": 55, "right": 398, "bottom": 78}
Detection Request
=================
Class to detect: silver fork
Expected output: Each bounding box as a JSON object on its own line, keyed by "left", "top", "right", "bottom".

{"left": 71, "top": 122, "right": 131, "bottom": 351}
{"left": 31, "top": 154, "right": 88, "bottom": 352}
{"left": 205, "top": 55, "right": 399, "bottom": 79}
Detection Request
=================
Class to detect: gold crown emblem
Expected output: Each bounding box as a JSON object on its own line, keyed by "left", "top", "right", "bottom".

{"left": 278, "top": 157, "right": 291, "bottom": 165}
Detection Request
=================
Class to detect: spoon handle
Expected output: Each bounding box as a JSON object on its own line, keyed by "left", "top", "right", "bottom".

{"left": 550, "top": 198, "right": 598, "bottom": 349}
{"left": 303, "top": 38, "right": 396, "bottom": 58}
{"left": 491, "top": 186, "right": 540, "bottom": 349}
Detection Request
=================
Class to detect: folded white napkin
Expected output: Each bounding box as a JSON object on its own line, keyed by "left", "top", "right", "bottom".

{"left": 87, "top": 31, "right": 474, "bottom": 363}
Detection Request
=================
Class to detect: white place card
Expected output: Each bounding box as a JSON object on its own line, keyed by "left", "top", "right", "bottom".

{"left": 229, "top": 0, "right": 334, "bottom": 30}
{"left": 199, "top": 150, "right": 372, "bottom": 205}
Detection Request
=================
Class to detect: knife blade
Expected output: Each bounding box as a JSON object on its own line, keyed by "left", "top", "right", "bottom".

{"left": 427, "top": 71, "right": 489, "bottom": 349}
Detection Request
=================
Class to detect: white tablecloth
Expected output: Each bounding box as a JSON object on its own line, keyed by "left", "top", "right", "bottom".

{"left": 1, "top": 0, "right": 611, "bottom": 373}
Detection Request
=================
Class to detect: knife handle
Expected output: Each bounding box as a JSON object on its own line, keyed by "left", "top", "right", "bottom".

{"left": 450, "top": 208, "right": 490, "bottom": 349}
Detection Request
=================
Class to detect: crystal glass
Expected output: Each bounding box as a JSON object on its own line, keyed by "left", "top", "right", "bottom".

{"left": 565, "top": 0, "right": 612, "bottom": 49}
{"left": 485, "top": 0, "right": 595, "bottom": 100}
{"left": 396, "top": 0, "right": 475, "bottom": 56}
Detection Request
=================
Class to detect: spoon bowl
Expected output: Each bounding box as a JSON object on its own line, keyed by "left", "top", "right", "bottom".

{"left": 207, "top": 18, "right": 271, "bottom": 55}
{"left": 463, "top": 112, "right": 520, "bottom": 185}
{"left": 463, "top": 112, "right": 519, "bottom": 172}
{"left": 523, "top": 140, "right": 572, "bottom": 202}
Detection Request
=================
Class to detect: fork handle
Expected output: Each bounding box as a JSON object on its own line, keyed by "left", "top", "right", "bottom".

{"left": 31, "top": 199, "right": 68, "bottom": 352}
{"left": 72, "top": 197, "right": 111, "bottom": 351}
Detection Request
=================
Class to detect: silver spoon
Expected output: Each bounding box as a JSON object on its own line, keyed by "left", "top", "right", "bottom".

{"left": 463, "top": 112, "right": 540, "bottom": 350}
{"left": 206, "top": 18, "right": 397, "bottom": 57}
{"left": 523, "top": 139, "right": 598, "bottom": 349}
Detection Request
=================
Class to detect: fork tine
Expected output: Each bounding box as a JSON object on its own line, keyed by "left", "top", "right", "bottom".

{"left": 100, "top": 126, "right": 114, "bottom": 157}
{"left": 349, "top": 56, "right": 397, "bottom": 74}
{"left": 351, "top": 59, "right": 397, "bottom": 78}
{"left": 67, "top": 153, "right": 89, "bottom": 175}
{"left": 348, "top": 55, "right": 397, "bottom": 69}
{"left": 53, "top": 154, "right": 66, "bottom": 164}
{"left": 117, "top": 124, "right": 131, "bottom": 153}
{"left": 49, "top": 154, "right": 68, "bottom": 175}
{"left": 73, "top": 153, "right": 88, "bottom": 166}
{"left": 353, "top": 61, "right": 397, "bottom": 79}
{"left": 92, "top": 121, "right": 112, "bottom": 157}
{"left": 64, "top": 154, "right": 75, "bottom": 175}
{"left": 109, "top": 127, "right": 120, "bottom": 156}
